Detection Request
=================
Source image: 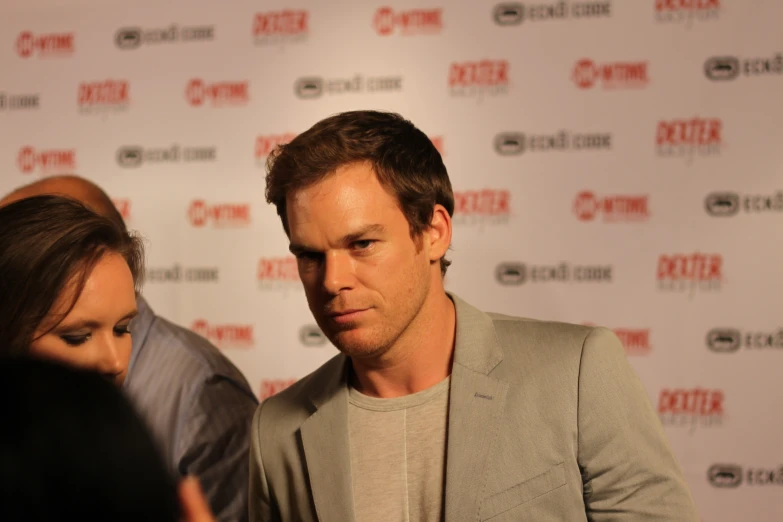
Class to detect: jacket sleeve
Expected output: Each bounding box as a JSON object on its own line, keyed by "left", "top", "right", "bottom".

{"left": 577, "top": 327, "right": 700, "bottom": 521}
{"left": 177, "top": 376, "right": 259, "bottom": 522}
{"left": 249, "top": 399, "right": 280, "bottom": 522}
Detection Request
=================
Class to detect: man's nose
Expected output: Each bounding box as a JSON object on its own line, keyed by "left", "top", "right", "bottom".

{"left": 322, "top": 251, "right": 355, "bottom": 295}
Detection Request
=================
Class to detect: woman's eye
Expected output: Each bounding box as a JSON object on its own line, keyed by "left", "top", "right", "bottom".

{"left": 114, "top": 325, "right": 131, "bottom": 336}
{"left": 60, "top": 334, "right": 89, "bottom": 346}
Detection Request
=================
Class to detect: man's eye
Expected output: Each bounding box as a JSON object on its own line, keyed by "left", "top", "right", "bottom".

{"left": 61, "top": 334, "right": 89, "bottom": 346}
{"left": 354, "top": 240, "right": 375, "bottom": 250}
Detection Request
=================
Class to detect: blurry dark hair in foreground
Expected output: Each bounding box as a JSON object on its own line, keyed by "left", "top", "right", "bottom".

{"left": 0, "top": 357, "right": 181, "bottom": 522}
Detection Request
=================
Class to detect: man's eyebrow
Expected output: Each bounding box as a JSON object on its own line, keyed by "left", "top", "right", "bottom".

{"left": 338, "top": 224, "right": 385, "bottom": 245}
{"left": 289, "top": 224, "right": 386, "bottom": 254}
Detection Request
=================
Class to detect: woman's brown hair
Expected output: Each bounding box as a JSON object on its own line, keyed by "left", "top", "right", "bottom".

{"left": 0, "top": 195, "right": 144, "bottom": 354}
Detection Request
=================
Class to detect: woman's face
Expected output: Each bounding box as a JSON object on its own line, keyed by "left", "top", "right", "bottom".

{"left": 30, "top": 252, "right": 137, "bottom": 385}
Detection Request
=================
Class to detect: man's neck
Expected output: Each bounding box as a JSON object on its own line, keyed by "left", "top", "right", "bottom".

{"left": 350, "top": 291, "right": 456, "bottom": 399}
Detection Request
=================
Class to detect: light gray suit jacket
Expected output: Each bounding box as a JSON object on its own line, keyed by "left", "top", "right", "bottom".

{"left": 249, "top": 295, "right": 699, "bottom": 521}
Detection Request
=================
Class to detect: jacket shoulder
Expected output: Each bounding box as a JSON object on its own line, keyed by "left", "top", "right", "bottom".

{"left": 255, "top": 353, "right": 345, "bottom": 435}
{"left": 485, "top": 312, "right": 621, "bottom": 377}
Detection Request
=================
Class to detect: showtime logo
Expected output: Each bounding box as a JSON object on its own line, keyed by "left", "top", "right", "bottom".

{"left": 186, "top": 79, "right": 249, "bottom": 107}
{"left": 77, "top": 80, "right": 130, "bottom": 113}
{"left": 656, "top": 0, "right": 720, "bottom": 26}
{"left": 16, "top": 31, "right": 74, "bottom": 58}
{"left": 190, "top": 320, "right": 254, "bottom": 349}
{"left": 615, "top": 328, "right": 652, "bottom": 355}
{"left": 257, "top": 256, "right": 301, "bottom": 291}
{"left": 187, "top": 200, "right": 251, "bottom": 228}
{"left": 572, "top": 58, "right": 649, "bottom": 89}
{"left": 584, "top": 323, "right": 652, "bottom": 356}
{"left": 17, "top": 146, "right": 76, "bottom": 175}
{"left": 656, "top": 117, "right": 722, "bottom": 161}
{"left": 449, "top": 60, "right": 510, "bottom": 100}
{"left": 253, "top": 10, "right": 309, "bottom": 45}
{"left": 112, "top": 198, "right": 131, "bottom": 221}
{"left": 453, "top": 189, "right": 511, "bottom": 226}
{"left": 373, "top": 7, "right": 443, "bottom": 36}
{"left": 657, "top": 252, "right": 723, "bottom": 294}
{"left": 573, "top": 191, "right": 650, "bottom": 222}
{"left": 658, "top": 388, "right": 724, "bottom": 432}
{"left": 260, "top": 378, "right": 297, "bottom": 400}
{"left": 255, "top": 133, "right": 297, "bottom": 164}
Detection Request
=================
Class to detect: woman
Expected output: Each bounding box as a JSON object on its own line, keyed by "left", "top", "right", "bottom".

{"left": 0, "top": 195, "right": 215, "bottom": 522}
{"left": 0, "top": 194, "right": 143, "bottom": 384}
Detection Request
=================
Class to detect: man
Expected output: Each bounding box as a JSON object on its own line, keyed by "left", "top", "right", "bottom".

{"left": 250, "top": 111, "right": 700, "bottom": 521}
{"left": 1, "top": 176, "right": 258, "bottom": 522}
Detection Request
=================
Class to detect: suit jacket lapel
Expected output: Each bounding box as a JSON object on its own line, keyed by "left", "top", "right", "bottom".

{"left": 445, "top": 294, "right": 509, "bottom": 522}
{"left": 300, "top": 356, "right": 356, "bottom": 522}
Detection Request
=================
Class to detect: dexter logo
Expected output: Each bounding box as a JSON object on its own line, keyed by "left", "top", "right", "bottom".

{"left": 299, "top": 325, "right": 327, "bottom": 346}
{"left": 117, "top": 147, "right": 143, "bottom": 167}
{"left": 706, "top": 328, "right": 741, "bottom": 353}
{"left": 494, "top": 132, "right": 525, "bottom": 155}
{"left": 704, "top": 192, "right": 739, "bottom": 217}
{"left": 257, "top": 257, "right": 300, "bottom": 283}
{"left": 294, "top": 77, "right": 323, "bottom": 99}
{"left": 495, "top": 262, "right": 526, "bottom": 285}
{"left": 704, "top": 56, "right": 739, "bottom": 81}
{"left": 78, "top": 80, "right": 130, "bottom": 106}
{"left": 708, "top": 464, "right": 743, "bottom": 488}
{"left": 449, "top": 60, "right": 509, "bottom": 87}
{"left": 253, "top": 10, "right": 309, "bottom": 36}
{"left": 115, "top": 28, "right": 142, "bottom": 49}
{"left": 493, "top": 3, "right": 523, "bottom": 25}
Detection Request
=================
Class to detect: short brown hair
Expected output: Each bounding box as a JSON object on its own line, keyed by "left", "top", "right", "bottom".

{"left": 0, "top": 195, "right": 145, "bottom": 355}
{"left": 265, "top": 110, "right": 454, "bottom": 275}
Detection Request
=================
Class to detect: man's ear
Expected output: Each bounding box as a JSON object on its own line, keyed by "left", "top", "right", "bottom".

{"left": 426, "top": 204, "right": 452, "bottom": 263}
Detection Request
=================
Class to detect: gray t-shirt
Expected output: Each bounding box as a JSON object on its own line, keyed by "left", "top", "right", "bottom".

{"left": 348, "top": 376, "right": 451, "bottom": 522}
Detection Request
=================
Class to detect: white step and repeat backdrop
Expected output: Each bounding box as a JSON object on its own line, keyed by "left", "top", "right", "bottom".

{"left": 1, "top": 0, "right": 781, "bottom": 519}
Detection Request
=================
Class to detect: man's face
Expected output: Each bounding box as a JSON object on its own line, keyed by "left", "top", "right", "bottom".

{"left": 286, "top": 162, "right": 432, "bottom": 360}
